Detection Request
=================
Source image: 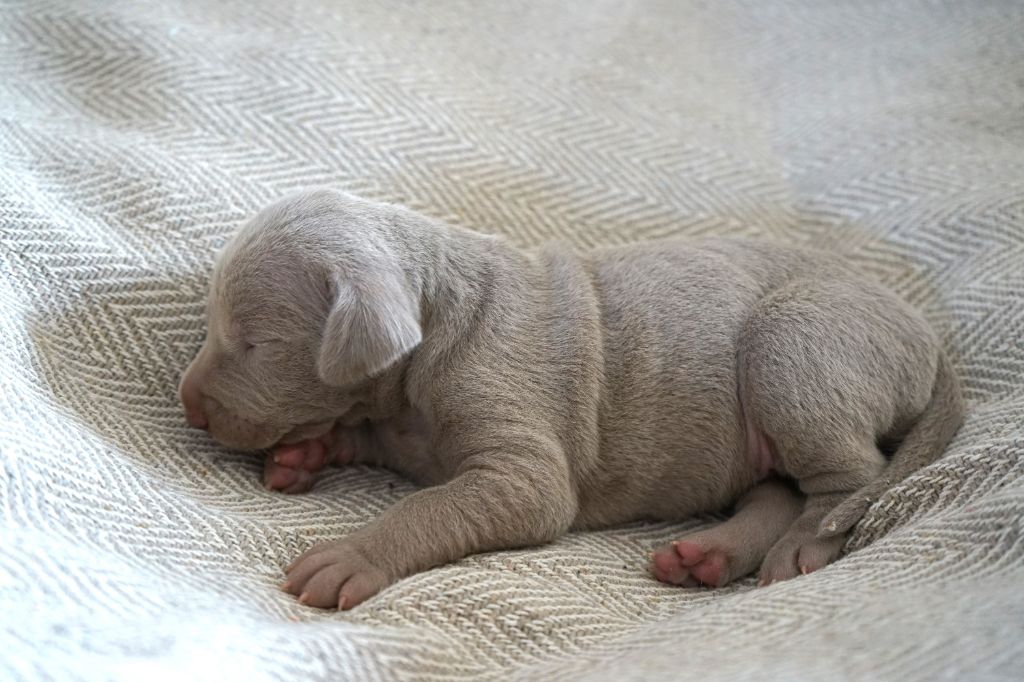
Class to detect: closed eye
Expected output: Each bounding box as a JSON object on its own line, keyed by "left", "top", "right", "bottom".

{"left": 244, "top": 339, "right": 279, "bottom": 352}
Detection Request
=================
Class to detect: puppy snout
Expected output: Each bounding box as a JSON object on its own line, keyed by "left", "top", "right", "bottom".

{"left": 185, "top": 402, "right": 209, "bottom": 430}
{"left": 179, "top": 367, "right": 209, "bottom": 430}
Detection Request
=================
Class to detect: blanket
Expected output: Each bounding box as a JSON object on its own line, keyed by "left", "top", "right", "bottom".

{"left": 1, "top": 1, "right": 1021, "bottom": 679}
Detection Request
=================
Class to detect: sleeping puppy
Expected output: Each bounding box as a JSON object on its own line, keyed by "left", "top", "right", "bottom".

{"left": 179, "top": 189, "right": 963, "bottom": 609}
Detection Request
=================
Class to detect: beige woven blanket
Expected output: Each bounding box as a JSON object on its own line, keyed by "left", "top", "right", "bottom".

{"left": 1, "top": 1, "right": 1021, "bottom": 679}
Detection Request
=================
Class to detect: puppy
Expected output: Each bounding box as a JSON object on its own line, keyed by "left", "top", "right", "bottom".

{"left": 179, "top": 190, "right": 963, "bottom": 609}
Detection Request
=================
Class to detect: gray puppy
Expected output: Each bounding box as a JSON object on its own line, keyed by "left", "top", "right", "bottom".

{"left": 179, "top": 189, "right": 963, "bottom": 609}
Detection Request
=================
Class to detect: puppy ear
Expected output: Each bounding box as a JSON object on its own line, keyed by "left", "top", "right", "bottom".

{"left": 316, "top": 269, "right": 422, "bottom": 386}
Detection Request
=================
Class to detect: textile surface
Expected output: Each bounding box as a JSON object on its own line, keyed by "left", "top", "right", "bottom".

{"left": 1, "top": 1, "right": 1022, "bottom": 679}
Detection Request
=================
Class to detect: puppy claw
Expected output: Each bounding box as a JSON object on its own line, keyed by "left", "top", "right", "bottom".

{"left": 337, "top": 595, "right": 349, "bottom": 611}
{"left": 298, "top": 592, "right": 310, "bottom": 605}
{"left": 800, "top": 566, "right": 809, "bottom": 575}
{"left": 281, "top": 581, "right": 292, "bottom": 592}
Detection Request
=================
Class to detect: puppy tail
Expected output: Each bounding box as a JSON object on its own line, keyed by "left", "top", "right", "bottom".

{"left": 818, "top": 349, "right": 965, "bottom": 539}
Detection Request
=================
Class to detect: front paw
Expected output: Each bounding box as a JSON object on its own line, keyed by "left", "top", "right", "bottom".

{"left": 282, "top": 540, "right": 391, "bottom": 609}
{"left": 263, "top": 439, "right": 329, "bottom": 493}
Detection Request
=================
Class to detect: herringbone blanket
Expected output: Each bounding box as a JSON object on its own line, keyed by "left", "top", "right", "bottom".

{"left": 1, "top": 1, "right": 1021, "bottom": 680}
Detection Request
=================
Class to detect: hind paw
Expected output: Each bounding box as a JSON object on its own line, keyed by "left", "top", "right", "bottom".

{"left": 758, "top": 530, "right": 844, "bottom": 585}
{"left": 651, "top": 538, "right": 732, "bottom": 587}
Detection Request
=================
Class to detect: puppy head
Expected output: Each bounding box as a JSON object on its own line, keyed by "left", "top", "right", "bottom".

{"left": 179, "top": 190, "right": 422, "bottom": 450}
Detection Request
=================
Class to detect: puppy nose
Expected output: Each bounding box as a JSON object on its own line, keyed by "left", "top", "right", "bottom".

{"left": 179, "top": 370, "right": 209, "bottom": 430}
{"left": 185, "top": 404, "right": 209, "bottom": 430}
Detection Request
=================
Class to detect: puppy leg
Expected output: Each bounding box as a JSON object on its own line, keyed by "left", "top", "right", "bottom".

{"left": 282, "top": 441, "right": 577, "bottom": 609}
{"left": 652, "top": 478, "right": 803, "bottom": 587}
{"left": 758, "top": 441, "right": 883, "bottom": 583}
{"left": 739, "top": 278, "right": 931, "bottom": 582}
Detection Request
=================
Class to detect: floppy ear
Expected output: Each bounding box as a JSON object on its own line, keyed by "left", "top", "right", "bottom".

{"left": 316, "top": 269, "right": 422, "bottom": 386}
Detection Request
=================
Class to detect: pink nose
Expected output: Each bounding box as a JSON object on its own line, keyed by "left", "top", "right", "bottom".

{"left": 179, "top": 370, "right": 209, "bottom": 430}
{"left": 185, "top": 404, "right": 208, "bottom": 430}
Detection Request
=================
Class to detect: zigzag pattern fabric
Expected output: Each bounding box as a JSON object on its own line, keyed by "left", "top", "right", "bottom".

{"left": 1, "top": 1, "right": 1021, "bottom": 679}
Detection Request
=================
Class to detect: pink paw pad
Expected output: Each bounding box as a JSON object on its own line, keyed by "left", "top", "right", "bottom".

{"left": 275, "top": 440, "right": 327, "bottom": 471}
{"left": 264, "top": 439, "right": 329, "bottom": 493}
{"left": 650, "top": 540, "right": 729, "bottom": 588}
{"left": 652, "top": 548, "right": 696, "bottom": 586}
{"left": 673, "top": 541, "right": 726, "bottom": 587}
